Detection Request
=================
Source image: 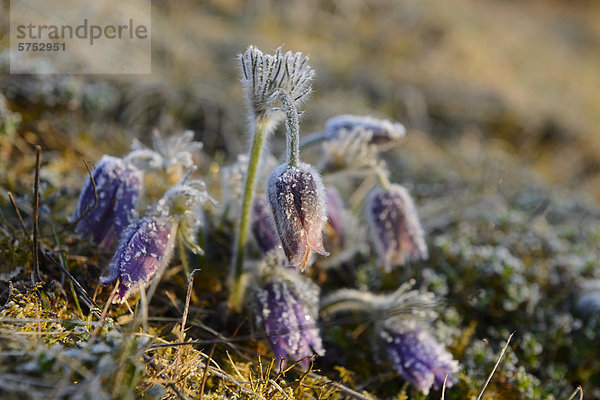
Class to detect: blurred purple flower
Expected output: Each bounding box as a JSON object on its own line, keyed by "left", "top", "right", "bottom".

{"left": 365, "top": 184, "right": 427, "bottom": 271}
{"left": 71, "top": 155, "right": 143, "bottom": 251}
{"left": 254, "top": 277, "right": 324, "bottom": 369}
{"left": 251, "top": 196, "right": 280, "bottom": 253}
{"left": 325, "top": 114, "right": 406, "bottom": 146}
{"left": 101, "top": 216, "right": 177, "bottom": 303}
{"left": 267, "top": 163, "right": 328, "bottom": 271}
{"left": 324, "top": 187, "right": 345, "bottom": 247}
{"left": 380, "top": 321, "right": 459, "bottom": 394}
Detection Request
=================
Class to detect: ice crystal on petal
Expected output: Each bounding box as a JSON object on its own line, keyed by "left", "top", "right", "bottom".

{"left": 267, "top": 163, "right": 328, "bottom": 271}
{"left": 380, "top": 320, "right": 459, "bottom": 395}
{"left": 71, "top": 155, "right": 143, "bottom": 251}
{"left": 239, "top": 46, "right": 315, "bottom": 117}
{"left": 101, "top": 216, "right": 177, "bottom": 303}
{"left": 365, "top": 184, "right": 428, "bottom": 271}
{"left": 253, "top": 268, "right": 324, "bottom": 370}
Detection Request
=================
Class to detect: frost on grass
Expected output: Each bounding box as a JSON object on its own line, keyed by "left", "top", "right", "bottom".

{"left": 267, "top": 162, "right": 328, "bottom": 271}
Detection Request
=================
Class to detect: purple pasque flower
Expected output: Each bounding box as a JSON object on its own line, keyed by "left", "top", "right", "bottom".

{"left": 100, "top": 216, "right": 177, "bottom": 303}
{"left": 253, "top": 265, "right": 324, "bottom": 369}
{"left": 365, "top": 184, "right": 427, "bottom": 271}
{"left": 71, "top": 155, "right": 143, "bottom": 251}
{"left": 101, "top": 180, "right": 211, "bottom": 303}
{"left": 325, "top": 114, "right": 406, "bottom": 146}
{"left": 380, "top": 319, "right": 459, "bottom": 395}
{"left": 267, "top": 162, "right": 328, "bottom": 271}
{"left": 251, "top": 196, "right": 280, "bottom": 253}
{"left": 324, "top": 187, "right": 345, "bottom": 248}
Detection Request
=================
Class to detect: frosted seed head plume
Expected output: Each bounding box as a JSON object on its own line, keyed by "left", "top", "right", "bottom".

{"left": 267, "top": 162, "right": 329, "bottom": 271}
{"left": 365, "top": 184, "right": 428, "bottom": 271}
{"left": 101, "top": 216, "right": 178, "bottom": 303}
{"left": 152, "top": 180, "right": 214, "bottom": 254}
{"left": 239, "top": 45, "right": 315, "bottom": 118}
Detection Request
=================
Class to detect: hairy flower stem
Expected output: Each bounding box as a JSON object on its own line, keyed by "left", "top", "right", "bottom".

{"left": 278, "top": 91, "right": 300, "bottom": 167}
{"left": 230, "top": 117, "right": 270, "bottom": 311}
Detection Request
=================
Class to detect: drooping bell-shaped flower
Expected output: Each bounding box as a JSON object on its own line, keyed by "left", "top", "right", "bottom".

{"left": 267, "top": 162, "right": 328, "bottom": 271}
{"left": 251, "top": 196, "right": 280, "bottom": 253}
{"left": 324, "top": 114, "right": 406, "bottom": 146}
{"left": 380, "top": 320, "right": 459, "bottom": 395}
{"left": 253, "top": 262, "right": 324, "bottom": 369}
{"left": 321, "top": 284, "right": 458, "bottom": 395}
{"left": 100, "top": 216, "right": 177, "bottom": 303}
{"left": 71, "top": 155, "right": 143, "bottom": 251}
{"left": 101, "top": 180, "right": 211, "bottom": 303}
{"left": 365, "top": 184, "right": 428, "bottom": 271}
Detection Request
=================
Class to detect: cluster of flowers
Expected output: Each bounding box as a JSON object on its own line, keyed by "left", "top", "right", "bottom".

{"left": 72, "top": 45, "right": 458, "bottom": 394}
{"left": 71, "top": 131, "right": 210, "bottom": 303}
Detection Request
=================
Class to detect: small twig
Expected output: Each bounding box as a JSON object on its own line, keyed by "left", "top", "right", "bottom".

{"left": 566, "top": 386, "right": 583, "bottom": 400}
{"left": 181, "top": 269, "right": 199, "bottom": 339}
{"left": 92, "top": 280, "right": 120, "bottom": 337}
{"left": 476, "top": 332, "right": 515, "bottom": 400}
{"left": 70, "top": 159, "right": 98, "bottom": 226}
{"left": 32, "top": 145, "right": 42, "bottom": 283}
{"left": 198, "top": 344, "right": 216, "bottom": 400}
{"left": 8, "top": 192, "right": 29, "bottom": 236}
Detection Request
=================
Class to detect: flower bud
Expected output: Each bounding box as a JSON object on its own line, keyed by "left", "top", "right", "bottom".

{"left": 71, "top": 155, "right": 143, "bottom": 251}
{"left": 251, "top": 196, "right": 280, "bottom": 253}
{"left": 380, "top": 320, "right": 459, "bottom": 394}
{"left": 365, "top": 184, "right": 428, "bottom": 271}
{"left": 253, "top": 272, "right": 324, "bottom": 370}
{"left": 267, "top": 163, "right": 328, "bottom": 271}
{"left": 101, "top": 216, "right": 177, "bottom": 303}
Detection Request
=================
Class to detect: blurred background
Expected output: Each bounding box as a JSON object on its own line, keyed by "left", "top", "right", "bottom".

{"left": 2, "top": 0, "right": 600, "bottom": 200}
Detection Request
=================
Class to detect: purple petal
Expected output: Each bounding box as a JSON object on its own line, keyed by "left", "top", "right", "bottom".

{"left": 366, "top": 184, "right": 427, "bottom": 271}
{"left": 251, "top": 197, "right": 280, "bottom": 253}
{"left": 101, "top": 217, "right": 176, "bottom": 303}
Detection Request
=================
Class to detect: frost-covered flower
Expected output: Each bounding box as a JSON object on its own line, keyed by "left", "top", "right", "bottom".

{"left": 253, "top": 263, "right": 324, "bottom": 369}
{"left": 365, "top": 184, "right": 428, "bottom": 271}
{"left": 380, "top": 320, "right": 459, "bottom": 395}
{"left": 101, "top": 180, "right": 212, "bottom": 303}
{"left": 325, "top": 114, "right": 406, "bottom": 146}
{"left": 251, "top": 196, "right": 280, "bottom": 253}
{"left": 239, "top": 46, "right": 315, "bottom": 118}
{"left": 100, "top": 216, "right": 177, "bottom": 303}
{"left": 321, "top": 285, "right": 457, "bottom": 394}
{"left": 320, "top": 115, "right": 406, "bottom": 171}
{"left": 324, "top": 187, "right": 346, "bottom": 247}
{"left": 267, "top": 162, "right": 328, "bottom": 271}
{"left": 71, "top": 155, "right": 143, "bottom": 251}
